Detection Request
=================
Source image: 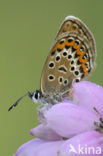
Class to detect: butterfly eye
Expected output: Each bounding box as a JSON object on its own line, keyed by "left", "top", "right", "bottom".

{"left": 32, "top": 90, "right": 41, "bottom": 103}
{"left": 34, "top": 90, "right": 40, "bottom": 100}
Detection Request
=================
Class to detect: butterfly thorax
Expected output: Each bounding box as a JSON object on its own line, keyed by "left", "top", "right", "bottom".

{"left": 31, "top": 89, "right": 71, "bottom": 105}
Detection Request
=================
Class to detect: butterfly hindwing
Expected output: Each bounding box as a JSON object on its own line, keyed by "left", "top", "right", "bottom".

{"left": 40, "top": 16, "right": 96, "bottom": 97}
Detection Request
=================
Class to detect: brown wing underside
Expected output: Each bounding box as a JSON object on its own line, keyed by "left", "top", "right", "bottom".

{"left": 40, "top": 16, "right": 96, "bottom": 96}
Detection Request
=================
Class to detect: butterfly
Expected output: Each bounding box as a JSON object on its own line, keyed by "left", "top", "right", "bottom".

{"left": 8, "top": 16, "right": 96, "bottom": 111}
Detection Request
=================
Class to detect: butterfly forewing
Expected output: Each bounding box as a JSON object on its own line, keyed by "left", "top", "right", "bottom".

{"left": 40, "top": 16, "right": 96, "bottom": 97}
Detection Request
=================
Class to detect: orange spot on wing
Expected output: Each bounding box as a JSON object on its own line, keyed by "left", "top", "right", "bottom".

{"left": 65, "top": 39, "right": 81, "bottom": 50}
{"left": 76, "top": 43, "right": 82, "bottom": 51}
{"left": 76, "top": 51, "right": 85, "bottom": 55}
{"left": 57, "top": 42, "right": 65, "bottom": 50}
{"left": 72, "top": 41, "right": 77, "bottom": 49}
{"left": 76, "top": 49, "right": 88, "bottom": 65}
{"left": 81, "top": 64, "right": 88, "bottom": 76}
{"left": 79, "top": 56, "right": 88, "bottom": 64}
{"left": 65, "top": 40, "right": 73, "bottom": 46}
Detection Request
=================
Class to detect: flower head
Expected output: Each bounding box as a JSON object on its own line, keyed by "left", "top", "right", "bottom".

{"left": 15, "top": 81, "right": 103, "bottom": 156}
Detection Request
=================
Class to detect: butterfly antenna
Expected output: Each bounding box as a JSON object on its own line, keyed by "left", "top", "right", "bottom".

{"left": 8, "top": 91, "right": 33, "bottom": 111}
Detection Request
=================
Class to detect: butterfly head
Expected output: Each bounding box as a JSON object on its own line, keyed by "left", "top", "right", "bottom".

{"left": 31, "top": 90, "right": 41, "bottom": 103}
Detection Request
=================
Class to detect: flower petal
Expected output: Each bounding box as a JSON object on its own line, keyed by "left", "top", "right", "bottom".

{"left": 15, "top": 139, "right": 64, "bottom": 156}
{"left": 73, "top": 81, "right": 103, "bottom": 115}
{"left": 15, "top": 139, "right": 46, "bottom": 156}
{"left": 58, "top": 130, "right": 103, "bottom": 156}
{"left": 45, "top": 102, "right": 99, "bottom": 138}
{"left": 31, "top": 140, "right": 64, "bottom": 156}
{"left": 30, "top": 124, "right": 62, "bottom": 141}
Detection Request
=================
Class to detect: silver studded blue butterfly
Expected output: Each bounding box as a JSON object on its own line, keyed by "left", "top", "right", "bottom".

{"left": 8, "top": 16, "right": 96, "bottom": 111}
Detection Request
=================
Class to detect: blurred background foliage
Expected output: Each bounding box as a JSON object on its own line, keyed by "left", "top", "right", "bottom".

{"left": 1, "top": 0, "right": 103, "bottom": 155}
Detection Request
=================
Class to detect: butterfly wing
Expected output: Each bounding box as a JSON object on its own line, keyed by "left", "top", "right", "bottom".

{"left": 40, "top": 16, "right": 96, "bottom": 97}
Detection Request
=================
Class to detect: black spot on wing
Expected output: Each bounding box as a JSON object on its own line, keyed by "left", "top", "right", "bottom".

{"left": 59, "top": 66, "right": 67, "bottom": 72}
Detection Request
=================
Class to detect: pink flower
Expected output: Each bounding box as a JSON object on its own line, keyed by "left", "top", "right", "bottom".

{"left": 30, "top": 124, "right": 62, "bottom": 141}
{"left": 45, "top": 102, "right": 98, "bottom": 138}
{"left": 15, "top": 139, "right": 64, "bottom": 156}
{"left": 15, "top": 81, "right": 103, "bottom": 156}
{"left": 58, "top": 131, "right": 103, "bottom": 156}
{"left": 73, "top": 81, "right": 103, "bottom": 115}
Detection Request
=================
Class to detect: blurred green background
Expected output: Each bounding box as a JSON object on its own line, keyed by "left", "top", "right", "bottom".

{"left": 1, "top": 0, "right": 103, "bottom": 155}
